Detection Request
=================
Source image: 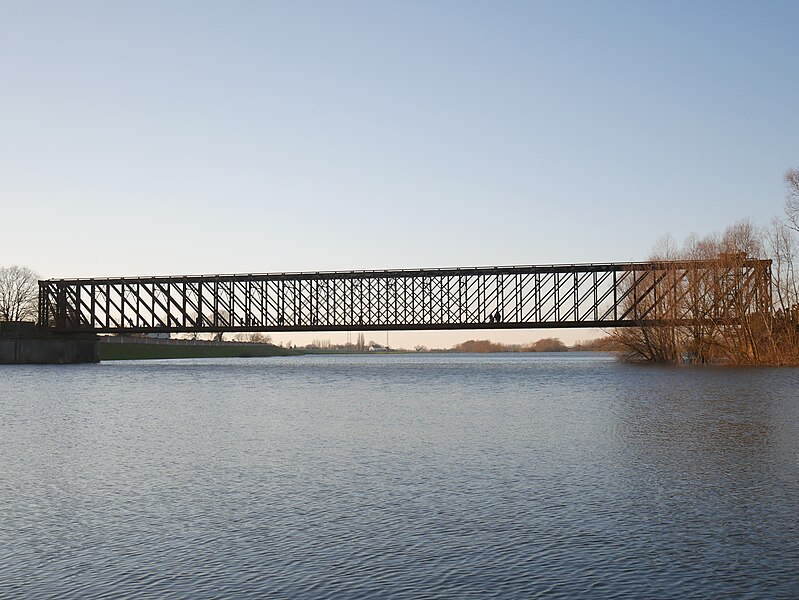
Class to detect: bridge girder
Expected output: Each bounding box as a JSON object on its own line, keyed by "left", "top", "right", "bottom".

{"left": 38, "top": 260, "right": 772, "bottom": 334}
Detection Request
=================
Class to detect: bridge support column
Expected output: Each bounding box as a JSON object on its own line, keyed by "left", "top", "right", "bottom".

{"left": 0, "top": 322, "right": 99, "bottom": 364}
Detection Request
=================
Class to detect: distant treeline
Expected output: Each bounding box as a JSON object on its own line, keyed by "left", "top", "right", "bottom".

{"left": 451, "top": 336, "right": 622, "bottom": 353}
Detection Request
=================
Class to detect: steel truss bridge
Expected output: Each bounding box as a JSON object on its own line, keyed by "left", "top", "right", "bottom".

{"left": 38, "top": 260, "right": 772, "bottom": 334}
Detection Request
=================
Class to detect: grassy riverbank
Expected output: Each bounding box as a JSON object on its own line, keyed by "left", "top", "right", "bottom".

{"left": 99, "top": 340, "right": 301, "bottom": 361}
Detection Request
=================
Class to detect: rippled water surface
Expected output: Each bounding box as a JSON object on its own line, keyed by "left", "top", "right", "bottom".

{"left": 2, "top": 353, "right": 799, "bottom": 598}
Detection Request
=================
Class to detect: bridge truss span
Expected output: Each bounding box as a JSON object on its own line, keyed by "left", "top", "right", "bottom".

{"left": 38, "top": 259, "right": 772, "bottom": 334}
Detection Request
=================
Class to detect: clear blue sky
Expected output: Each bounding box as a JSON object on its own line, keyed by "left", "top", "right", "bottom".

{"left": 2, "top": 1, "right": 797, "bottom": 347}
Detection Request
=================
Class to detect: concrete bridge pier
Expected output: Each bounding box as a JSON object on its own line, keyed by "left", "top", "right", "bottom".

{"left": 0, "top": 322, "right": 99, "bottom": 364}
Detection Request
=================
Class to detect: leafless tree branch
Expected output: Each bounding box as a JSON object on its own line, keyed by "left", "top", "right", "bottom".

{"left": 786, "top": 168, "right": 799, "bottom": 232}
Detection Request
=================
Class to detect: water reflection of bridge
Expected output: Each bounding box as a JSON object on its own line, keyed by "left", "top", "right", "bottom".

{"left": 38, "top": 259, "right": 771, "bottom": 334}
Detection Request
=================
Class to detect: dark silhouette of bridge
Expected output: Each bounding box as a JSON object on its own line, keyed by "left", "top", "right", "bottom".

{"left": 38, "top": 259, "right": 771, "bottom": 334}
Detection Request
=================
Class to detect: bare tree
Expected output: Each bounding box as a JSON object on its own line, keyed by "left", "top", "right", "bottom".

{"left": 768, "top": 217, "right": 799, "bottom": 312}
{"left": 610, "top": 272, "right": 683, "bottom": 363}
{"left": 234, "top": 332, "right": 273, "bottom": 344}
{"left": 212, "top": 309, "right": 231, "bottom": 341}
{"left": 765, "top": 217, "right": 799, "bottom": 363}
{"left": 612, "top": 221, "right": 776, "bottom": 364}
{"left": 0, "top": 265, "right": 40, "bottom": 322}
{"left": 720, "top": 219, "right": 764, "bottom": 258}
{"left": 786, "top": 168, "right": 799, "bottom": 232}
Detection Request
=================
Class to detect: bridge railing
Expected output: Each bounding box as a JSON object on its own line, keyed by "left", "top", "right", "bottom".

{"left": 38, "top": 259, "right": 772, "bottom": 334}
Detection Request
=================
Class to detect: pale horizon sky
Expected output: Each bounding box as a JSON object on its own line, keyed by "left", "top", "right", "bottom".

{"left": 2, "top": 1, "right": 797, "bottom": 347}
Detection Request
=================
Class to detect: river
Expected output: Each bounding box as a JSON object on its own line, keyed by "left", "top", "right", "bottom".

{"left": 2, "top": 353, "right": 798, "bottom": 598}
